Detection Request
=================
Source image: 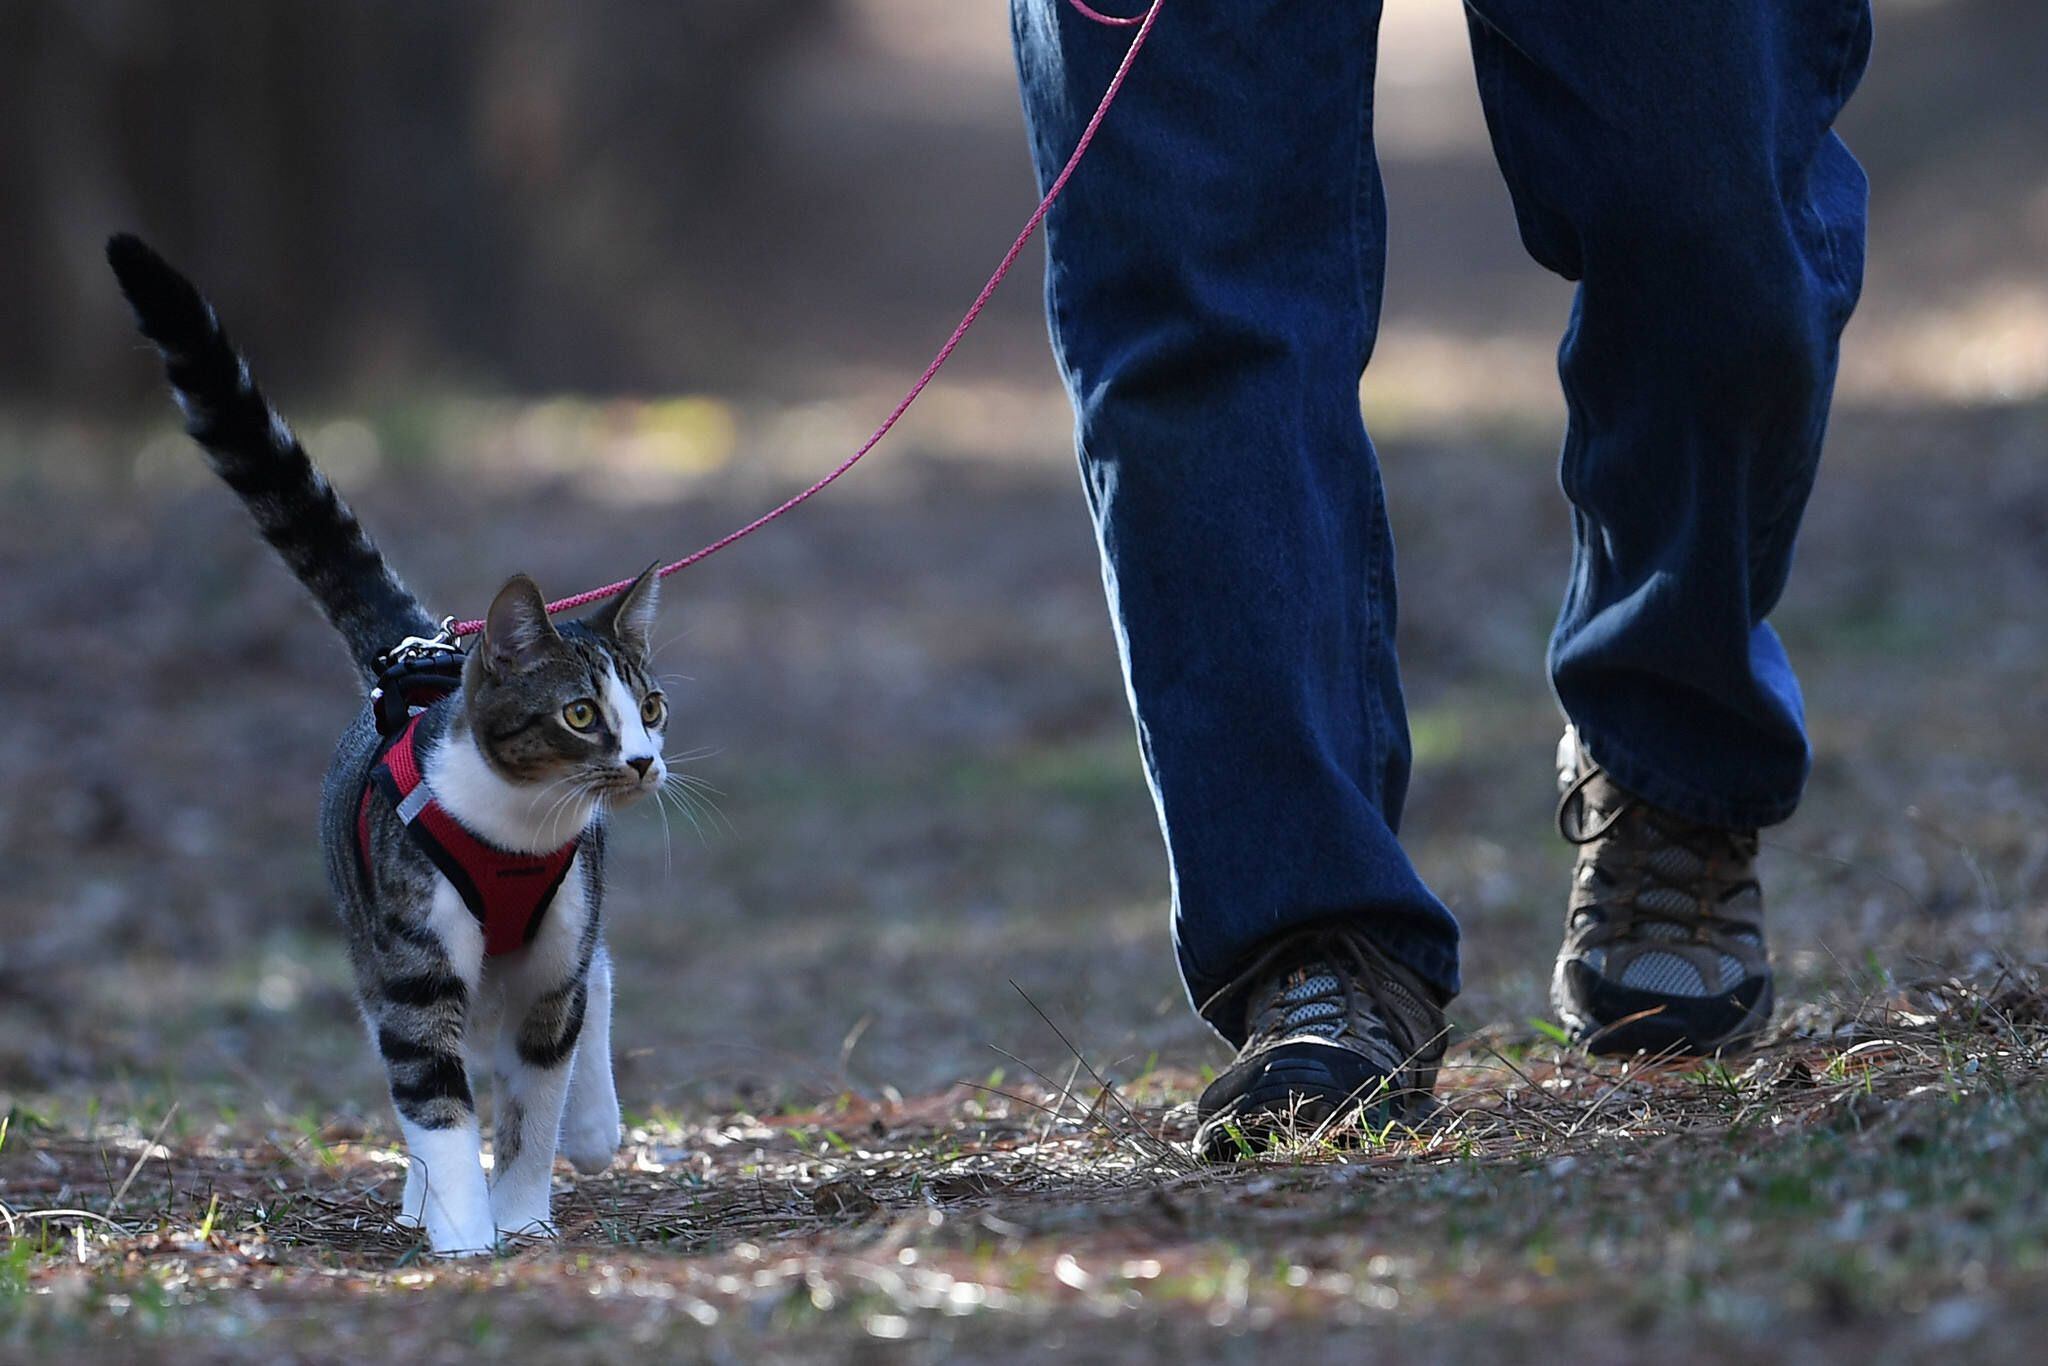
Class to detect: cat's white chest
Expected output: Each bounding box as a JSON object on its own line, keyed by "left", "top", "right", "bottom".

{"left": 436, "top": 858, "right": 591, "bottom": 1070}
{"left": 503, "top": 858, "right": 592, "bottom": 992}
{"left": 434, "top": 857, "right": 591, "bottom": 1005}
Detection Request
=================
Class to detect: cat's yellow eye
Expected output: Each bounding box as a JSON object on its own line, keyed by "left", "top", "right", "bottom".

{"left": 562, "top": 700, "right": 599, "bottom": 732}
{"left": 640, "top": 693, "right": 665, "bottom": 727}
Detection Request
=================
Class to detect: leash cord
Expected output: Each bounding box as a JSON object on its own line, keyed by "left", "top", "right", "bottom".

{"left": 449, "top": 0, "right": 1164, "bottom": 637}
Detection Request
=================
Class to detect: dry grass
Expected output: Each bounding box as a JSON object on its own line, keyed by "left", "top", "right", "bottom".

{"left": 5, "top": 968, "right": 2046, "bottom": 1362}
{"left": 2, "top": 396, "right": 2047, "bottom": 1361}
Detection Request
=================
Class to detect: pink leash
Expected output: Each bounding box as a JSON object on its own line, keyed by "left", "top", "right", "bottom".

{"left": 451, "top": 0, "right": 1165, "bottom": 637}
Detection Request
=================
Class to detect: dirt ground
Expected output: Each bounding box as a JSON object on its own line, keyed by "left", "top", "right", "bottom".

{"left": 4, "top": 1, "right": 2048, "bottom": 1360}
{"left": 2, "top": 388, "right": 2044, "bottom": 1361}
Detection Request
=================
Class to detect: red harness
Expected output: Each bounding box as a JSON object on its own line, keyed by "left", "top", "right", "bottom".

{"left": 355, "top": 710, "right": 579, "bottom": 957}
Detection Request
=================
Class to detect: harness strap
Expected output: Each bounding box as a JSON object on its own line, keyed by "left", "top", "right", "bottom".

{"left": 355, "top": 712, "right": 579, "bottom": 957}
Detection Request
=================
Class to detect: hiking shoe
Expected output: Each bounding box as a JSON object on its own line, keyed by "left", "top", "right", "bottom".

{"left": 1552, "top": 728, "right": 1772, "bottom": 1057}
{"left": 1194, "top": 926, "right": 1448, "bottom": 1161}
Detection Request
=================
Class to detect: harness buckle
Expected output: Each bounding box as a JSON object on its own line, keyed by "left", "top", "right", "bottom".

{"left": 374, "top": 616, "right": 463, "bottom": 673}
{"left": 370, "top": 618, "right": 466, "bottom": 736}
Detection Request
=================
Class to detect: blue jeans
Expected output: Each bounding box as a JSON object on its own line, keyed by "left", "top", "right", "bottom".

{"left": 1012, "top": 1, "right": 1871, "bottom": 1037}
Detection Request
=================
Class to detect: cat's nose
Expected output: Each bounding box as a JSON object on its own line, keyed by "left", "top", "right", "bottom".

{"left": 626, "top": 756, "right": 654, "bottom": 779}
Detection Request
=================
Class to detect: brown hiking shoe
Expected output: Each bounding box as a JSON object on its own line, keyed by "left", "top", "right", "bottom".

{"left": 1194, "top": 925, "right": 1448, "bottom": 1160}
{"left": 1552, "top": 728, "right": 1773, "bottom": 1057}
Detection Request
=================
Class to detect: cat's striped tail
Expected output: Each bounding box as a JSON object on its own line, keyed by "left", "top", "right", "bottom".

{"left": 107, "top": 234, "right": 437, "bottom": 681}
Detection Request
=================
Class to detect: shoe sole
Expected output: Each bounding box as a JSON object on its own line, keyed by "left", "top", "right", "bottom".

{"left": 1194, "top": 1042, "right": 1421, "bottom": 1160}
{"left": 1551, "top": 957, "right": 1774, "bottom": 1059}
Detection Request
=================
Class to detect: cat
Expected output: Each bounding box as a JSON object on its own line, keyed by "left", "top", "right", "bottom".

{"left": 107, "top": 234, "right": 670, "bottom": 1256}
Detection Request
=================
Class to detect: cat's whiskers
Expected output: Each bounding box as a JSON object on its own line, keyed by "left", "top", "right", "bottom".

{"left": 533, "top": 772, "right": 603, "bottom": 847}
{"left": 531, "top": 790, "right": 582, "bottom": 848}
{"left": 649, "top": 786, "right": 676, "bottom": 879}
{"left": 659, "top": 781, "right": 711, "bottom": 848}
{"left": 659, "top": 769, "right": 728, "bottom": 840}
{"left": 662, "top": 748, "right": 729, "bottom": 834}
{"left": 668, "top": 773, "right": 727, "bottom": 815}
{"left": 519, "top": 771, "right": 590, "bottom": 821}
{"left": 533, "top": 771, "right": 604, "bottom": 841}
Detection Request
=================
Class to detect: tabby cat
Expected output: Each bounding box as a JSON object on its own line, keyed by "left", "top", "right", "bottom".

{"left": 108, "top": 234, "right": 669, "bottom": 1255}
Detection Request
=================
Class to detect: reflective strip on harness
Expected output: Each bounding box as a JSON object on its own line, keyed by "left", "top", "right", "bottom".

{"left": 355, "top": 712, "right": 579, "bottom": 957}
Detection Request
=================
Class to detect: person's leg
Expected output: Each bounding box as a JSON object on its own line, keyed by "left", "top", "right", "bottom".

{"left": 1464, "top": 0, "right": 1872, "bottom": 823}
{"left": 1466, "top": 1, "right": 1871, "bottom": 1052}
{"left": 1010, "top": 0, "right": 1459, "bottom": 1035}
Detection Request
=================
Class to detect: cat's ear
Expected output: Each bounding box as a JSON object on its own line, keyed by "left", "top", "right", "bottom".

{"left": 589, "top": 562, "right": 660, "bottom": 658}
{"left": 480, "top": 574, "right": 560, "bottom": 676}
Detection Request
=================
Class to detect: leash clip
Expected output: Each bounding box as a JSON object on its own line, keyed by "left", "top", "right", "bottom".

{"left": 370, "top": 618, "right": 466, "bottom": 736}
{"left": 375, "top": 616, "right": 463, "bottom": 673}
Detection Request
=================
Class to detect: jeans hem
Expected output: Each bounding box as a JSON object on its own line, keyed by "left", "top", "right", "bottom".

{"left": 1574, "top": 725, "right": 1802, "bottom": 831}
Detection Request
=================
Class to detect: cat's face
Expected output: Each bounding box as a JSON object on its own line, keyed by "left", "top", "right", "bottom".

{"left": 462, "top": 569, "right": 667, "bottom": 807}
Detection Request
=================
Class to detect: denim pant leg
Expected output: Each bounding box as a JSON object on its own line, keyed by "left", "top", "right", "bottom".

{"left": 1465, "top": 1, "right": 1874, "bottom": 830}
{"left": 1011, "top": 0, "right": 1460, "bottom": 1036}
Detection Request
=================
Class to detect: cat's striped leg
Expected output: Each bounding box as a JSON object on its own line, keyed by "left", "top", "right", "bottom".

{"left": 373, "top": 902, "right": 494, "bottom": 1255}
{"left": 487, "top": 976, "right": 587, "bottom": 1239}
{"left": 560, "top": 940, "right": 622, "bottom": 1174}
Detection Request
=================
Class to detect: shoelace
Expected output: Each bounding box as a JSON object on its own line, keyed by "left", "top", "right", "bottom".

{"left": 1272, "top": 969, "right": 1350, "bottom": 1039}
{"left": 1557, "top": 765, "right": 1761, "bottom": 928}
{"left": 1202, "top": 927, "right": 1423, "bottom": 1059}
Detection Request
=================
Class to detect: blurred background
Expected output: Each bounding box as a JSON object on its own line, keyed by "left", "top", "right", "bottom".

{"left": 1, "top": 0, "right": 2043, "bottom": 1124}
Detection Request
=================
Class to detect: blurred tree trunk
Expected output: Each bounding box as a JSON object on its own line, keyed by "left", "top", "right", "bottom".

{"left": 0, "top": 0, "right": 827, "bottom": 406}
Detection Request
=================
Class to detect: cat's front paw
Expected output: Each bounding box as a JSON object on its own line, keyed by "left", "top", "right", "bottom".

{"left": 424, "top": 1217, "right": 498, "bottom": 1258}
{"left": 494, "top": 1216, "right": 560, "bottom": 1243}
{"left": 432, "top": 1241, "right": 496, "bottom": 1260}
{"left": 419, "top": 1185, "right": 497, "bottom": 1256}
{"left": 489, "top": 1184, "right": 558, "bottom": 1243}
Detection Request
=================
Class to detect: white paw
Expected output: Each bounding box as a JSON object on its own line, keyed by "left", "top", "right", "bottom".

{"left": 431, "top": 1242, "right": 496, "bottom": 1260}
{"left": 561, "top": 1116, "right": 621, "bottom": 1175}
{"left": 425, "top": 1219, "right": 499, "bottom": 1257}
{"left": 489, "top": 1186, "right": 557, "bottom": 1240}
{"left": 424, "top": 1192, "right": 499, "bottom": 1257}
{"left": 494, "top": 1217, "right": 560, "bottom": 1242}
{"left": 562, "top": 1137, "right": 618, "bottom": 1176}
